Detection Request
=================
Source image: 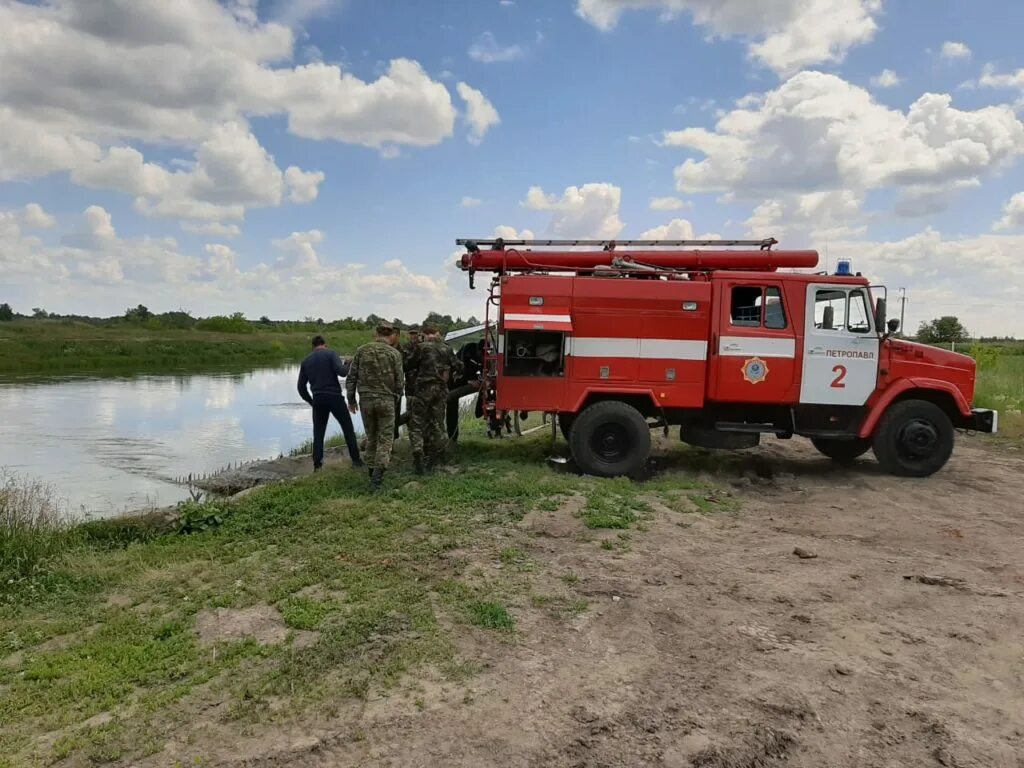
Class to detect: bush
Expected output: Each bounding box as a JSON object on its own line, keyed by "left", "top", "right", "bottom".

{"left": 0, "top": 472, "right": 70, "bottom": 584}
{"left": 194, "top": 312, "right": 253, "bottom": 333}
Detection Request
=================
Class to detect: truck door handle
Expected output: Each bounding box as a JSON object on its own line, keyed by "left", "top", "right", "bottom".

{"left": 810, "top": 346, "right": 824, "bottom": 355}
{"left": 724, "top": 343, "right": 740, "bottom": 351}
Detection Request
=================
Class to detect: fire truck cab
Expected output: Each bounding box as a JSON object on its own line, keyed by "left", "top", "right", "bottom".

{"left": 457, "top": 238, "right": 997, "bottom": 478}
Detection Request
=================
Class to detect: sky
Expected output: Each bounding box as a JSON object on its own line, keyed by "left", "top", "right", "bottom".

{"left": 1, "top": 0, "right": 1023, "bottom": 335}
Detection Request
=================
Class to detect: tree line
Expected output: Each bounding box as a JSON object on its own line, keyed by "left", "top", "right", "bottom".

{"left": 0, "top": 303, "right": 480, "bottom": 335}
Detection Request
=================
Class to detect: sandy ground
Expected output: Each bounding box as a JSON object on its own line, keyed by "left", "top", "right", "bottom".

{"left": 187, "top": 435, "right": 1023, "bottom": 768}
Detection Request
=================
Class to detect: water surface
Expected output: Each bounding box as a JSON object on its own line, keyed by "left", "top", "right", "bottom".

{"left": 0, "top": 367, "right": 365, "bottom": 518}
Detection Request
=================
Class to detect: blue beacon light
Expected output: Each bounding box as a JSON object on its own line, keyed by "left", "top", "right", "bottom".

{"left": 835, "top": 259, "right": 852, "bottom": 276}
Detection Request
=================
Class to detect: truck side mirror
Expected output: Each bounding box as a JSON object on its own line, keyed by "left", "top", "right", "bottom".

{"left": 874, "top": 297, "right": 886, "bottom": 331}
{"left": 887, "top": 318, "right": 900, "bottom": 334}
{"left": 822, "top": 305, "right": 834, "bottom": 330}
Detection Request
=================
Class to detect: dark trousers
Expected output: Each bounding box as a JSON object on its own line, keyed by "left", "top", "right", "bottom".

{"left": 311, "top": 393, "right": 361, "bottom": 468}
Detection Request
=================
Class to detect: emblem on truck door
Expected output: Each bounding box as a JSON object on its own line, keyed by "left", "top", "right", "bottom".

{"left": 741, "top": 356, "right": 769, "bottom": 384}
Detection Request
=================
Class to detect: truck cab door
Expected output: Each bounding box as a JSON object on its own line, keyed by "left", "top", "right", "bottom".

{"left": 799, "top": 284, "right": 880, "bottom": 405}
{"left": 711, "top": 280, "right": 798, "bottom": 403}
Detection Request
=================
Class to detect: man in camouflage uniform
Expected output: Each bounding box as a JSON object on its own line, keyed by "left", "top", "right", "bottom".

{"left": 400, "top": 326, "right": 424, "bottom": 439}
{"left": 407, "top": 326, "right": 462, "bottom": 474}
{"left": 346, "top": 325, "right": 404, "bottom": 490}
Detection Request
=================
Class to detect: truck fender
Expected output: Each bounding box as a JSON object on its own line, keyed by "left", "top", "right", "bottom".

{"left": 568, "top": 387, "right": 659, "bottom": 415}
{"left": 858, "top": 378, "right": 972, "bottom": 438}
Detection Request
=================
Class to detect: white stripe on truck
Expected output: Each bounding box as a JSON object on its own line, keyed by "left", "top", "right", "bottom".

{"left": 718, "top": 335, "right": 795, "bottom": 358}
{"left": 568, "top": 337, "right": 707, "bottom": 360}
{"left": 504, "top": 313, "right": 572, "bottom": 324}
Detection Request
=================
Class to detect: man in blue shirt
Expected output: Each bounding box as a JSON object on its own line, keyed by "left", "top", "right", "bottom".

{"left": 297, "top": 335, "right": 363, "bottom": 472}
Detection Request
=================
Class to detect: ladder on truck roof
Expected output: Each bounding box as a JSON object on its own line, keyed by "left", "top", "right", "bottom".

{"left": 458, "top": 238, "right": 778, "bottom": 250}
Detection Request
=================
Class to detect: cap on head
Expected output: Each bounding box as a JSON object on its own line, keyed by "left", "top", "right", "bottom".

{"left": 421, "top": 324, "right": 438, "bottom": 336}
{"left": 376, "top": 324, "right": 396, "bottom": 337}
{"left": 311, "top": 334, "right": 326, "bottom": 349}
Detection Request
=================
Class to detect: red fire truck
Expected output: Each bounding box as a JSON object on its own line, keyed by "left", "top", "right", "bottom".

{"left": 456, "top": 237, "right": 997, "bottom": 478}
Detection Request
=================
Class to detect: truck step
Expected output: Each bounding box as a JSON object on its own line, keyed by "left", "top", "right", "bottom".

{"left": 715, "top": 422, "right": 789, "bottom": 436}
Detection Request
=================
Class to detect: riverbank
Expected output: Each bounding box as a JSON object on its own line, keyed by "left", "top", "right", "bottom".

{"left": 0, "top": 320, "right": 371, "bottom": 376}
{"left": 2, "top": 433, "right": 1022, "bottom": 767}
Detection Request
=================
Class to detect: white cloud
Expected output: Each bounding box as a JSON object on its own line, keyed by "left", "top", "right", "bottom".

{"left": 649, "top": 196, "right": 691, "bottom": 211}
{"left": 461, "top": 196, "right": 482, "bottom": 207}
{"left": 284, "top": 166, "right": 325, "bottom": 203}
{"left": 468, "top": 31, "right": 525, "bottom": 63}
{"left": 272, "top": 230, "right": 325, "bottom": 273}
{"left": 994, "top": 192, "right": 1024, "bottom": 231}
{"left": 522, "top": 183, "right": 624, "bottom": 239}
{"left": 184, "top": 222, "right": 243, "bottom": 238}
{"left": 0, "top": 1, "right": 479, "bottom": 230}
{"left": 978, "top": 64, "right": 1024, "bottom": 91}
{"left": 492, "top": 225, "right": 537, "bottom": 241}
{"left": 870, "top": 69, "right": 901, "bottom": 88}
{"left": 456, "top": 83, "right": 501, "bottom": 144}
{"left": 639, "top": 218, "right": 694, "bottom": 239}
{"left": 941, "top": 41, "right": 971, "bottom": 60}
{"left": 574, "top": 0, "right": 882, "bottom": 75}
{"left": 1, "top": 205, "right": 452, "bottom": 320}
{"left": 663, "top": 72, "right": 1024, "bottom": 217}
{"left": 744, "top": 190, "right": 865, "bottom": 240}
{"left": 22, "top": 203, "right": 56, "bottom": 229}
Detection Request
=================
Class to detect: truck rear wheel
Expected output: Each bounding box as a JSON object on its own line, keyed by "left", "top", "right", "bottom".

{"left": 872, "top": 399, "right": 954, "bottom": 477}
{"left": 811, "top": 437, "right": 871, "bottom": 463}
{"left": 570, "top": 401, "right": 650, "bottom": 478}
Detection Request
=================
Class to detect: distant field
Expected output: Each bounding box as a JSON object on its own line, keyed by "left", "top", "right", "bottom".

{"left": 0, "top": 320, "right": 371, "bottom": 376}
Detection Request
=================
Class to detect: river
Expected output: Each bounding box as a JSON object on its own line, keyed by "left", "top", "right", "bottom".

{"left": 0, "top": 366, "right": 366, "bottom": 518}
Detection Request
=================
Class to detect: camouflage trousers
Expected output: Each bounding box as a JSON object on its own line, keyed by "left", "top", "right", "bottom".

{"left": 409, "top": 385, "right": 447, "bottom": 461}
{"left": 360, "top": 394, "right": 396, "bottom": 470}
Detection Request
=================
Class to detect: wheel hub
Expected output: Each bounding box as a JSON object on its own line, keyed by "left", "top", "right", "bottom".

{"left": 898, "top": 419, "right": 938, "bottom": 459}
{"left": 591, "top": 423, "right": 629, "bottom": 462}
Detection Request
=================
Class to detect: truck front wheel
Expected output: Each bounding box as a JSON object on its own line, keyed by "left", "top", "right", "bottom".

{"left": 872, "top": 399, "right": 954, "bottom": 477}
{"left": 570, "top": 401, "right": 650, "bottom": 478}
{"left": 811, "top": 437, "right": 871, "bottom": 463}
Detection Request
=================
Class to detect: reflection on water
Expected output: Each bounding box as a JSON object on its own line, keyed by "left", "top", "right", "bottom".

{"left": 0, "top": 367, "right": 366, "bottom": 518}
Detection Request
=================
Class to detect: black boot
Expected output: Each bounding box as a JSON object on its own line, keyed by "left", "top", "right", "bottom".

{"left": 352, "top": 457, "right": 364, "bottom": 469}
{"left": 370, "top": 467, "right": 384, "bottom": 491}
{"left": 367, "top": 466, "right": 374, "bottom": 479}
{"left": 412, "top": 453, "right": 425, "bottom": 476}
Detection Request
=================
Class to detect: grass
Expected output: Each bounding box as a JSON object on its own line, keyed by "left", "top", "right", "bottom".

{"left": 0, "top": 472, "right": 71, "bottom": 585}
{"left": 0, "top": 434, "right": 617, "bottom": 765}
{"left": 466, "top": 601, "right": 515, "bottom": 631}
{"left": 0, "top": 430, "right": 734, "bottom": 766}
{"left": 0, "top": 319, "right": 371, "bottom": 376}
{"left": 968, "top": 344, "right": 1024, "bottom": 441}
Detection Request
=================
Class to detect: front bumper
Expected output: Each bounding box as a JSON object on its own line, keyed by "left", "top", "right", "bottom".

{"left": 968, "top": 408, "right": 998, "bottom": 433}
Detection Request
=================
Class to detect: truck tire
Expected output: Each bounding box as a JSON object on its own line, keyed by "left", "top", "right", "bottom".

{"left": 558, "top": 412, "right": 576, "bottom": 441}
{"left": 570, "top": 401, "right": 651, "bottom": 478}
{"left": 872, "top": 399, "right": 954, "bottom": 477}
{"left": 811, "top": 437, "right": 871, "bottom": 463}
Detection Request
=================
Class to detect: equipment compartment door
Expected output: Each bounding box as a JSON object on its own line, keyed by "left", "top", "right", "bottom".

{"left": 799, "top": 284, "right": 880, "bottom": 405}
{"left": 711, "top": 281, "right": 798, "bottom": 404}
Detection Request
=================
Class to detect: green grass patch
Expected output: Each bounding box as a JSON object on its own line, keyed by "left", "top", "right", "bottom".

{"left": 581, "top": 489, "right": 650, "bottom": 529}
{"left": 466, "top": 600, "right": 515, "bottom": 631}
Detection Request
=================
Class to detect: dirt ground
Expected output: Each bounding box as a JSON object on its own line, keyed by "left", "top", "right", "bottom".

{"left": 183, "top": 435, "right": 1023, "bottom": 768}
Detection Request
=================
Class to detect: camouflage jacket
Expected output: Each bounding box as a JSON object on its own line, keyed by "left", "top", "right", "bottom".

{"left": 401, "top": 340, "right": 422, "bottom": 395}
{"left": 346, "top": 341, "right": 404, "bottom": 400}
{"left": 407, "top": 340, "right": 463, "bottom": 392}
